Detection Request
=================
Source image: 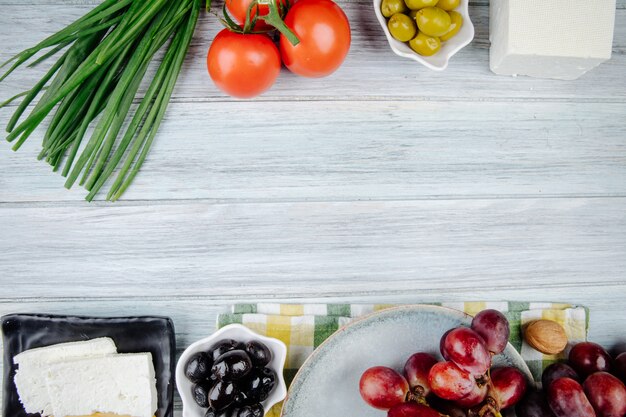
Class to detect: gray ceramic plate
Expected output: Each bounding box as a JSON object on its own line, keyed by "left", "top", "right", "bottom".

{"left": 281, "top": 305, "right": 532, "bottom": 417}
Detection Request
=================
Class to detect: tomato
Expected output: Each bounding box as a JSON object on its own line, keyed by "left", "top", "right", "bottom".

{"left": 279, "top": 0, "right": 351, "bottom": 78}
{"left": 225, "top": 0, "right": 291, "bottom": 30}
{"left": 207, "top": 29, "right": 281, "bottom": 99}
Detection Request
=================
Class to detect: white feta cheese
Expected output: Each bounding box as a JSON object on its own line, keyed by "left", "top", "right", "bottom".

{"left": 13, "top": 337, "right": 118, "bottom": 415}
{"left": 46, "top": 353, "right": 158, "bottom": 417}
{"left": 489, "top": 0, "right": 616, "bottom": 80}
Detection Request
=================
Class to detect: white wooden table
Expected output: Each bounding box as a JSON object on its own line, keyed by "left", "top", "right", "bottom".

{"left": 1, "top": 0, "right": 625, "bottom": 414}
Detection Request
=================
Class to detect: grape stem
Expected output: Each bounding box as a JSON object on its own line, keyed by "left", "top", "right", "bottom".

{"left": 467, "top": 396, "right": 502, "bottom": 417}
{"left": 406, "top": 386, "right": 429, "bottom": 405}
{"left": 468, "top": 370, "right": 503, "bottom": 417}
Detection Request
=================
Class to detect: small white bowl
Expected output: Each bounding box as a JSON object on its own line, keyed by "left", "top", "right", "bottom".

{"left": 176, "top": 324, "right": 288, "bottom": 417}
{"left": 373, "top": 1, "right": 475, "bottom": 70}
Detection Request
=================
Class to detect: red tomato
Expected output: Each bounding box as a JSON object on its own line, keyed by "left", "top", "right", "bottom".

{"left": 207, "top": 29, "right": 281, "bottom": 99}
{"left": 279, "top": 0, "right": 351, "bottom": 78}
{"left": 225, "top": 0, "right": 291, "bottom": 30}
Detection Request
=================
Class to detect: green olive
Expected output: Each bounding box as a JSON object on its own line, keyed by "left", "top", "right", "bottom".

{"left": 387, "top": 13, "right": 417, "bottom": 42}
{"left": 415, "top": 6, "right": 451, "bottom": 37}
{"left": 381, "top": 0, "right": 408, "bottom": 18}
{"left": 440, "top": 11, "right": 463, "bottom": 41}
{"left": 408, "top": 9, "right": 418, "bottom": 19}
{"left": 436, "top": 0, "right": 460, "bottom": 11}
{"left": 409, "top": 32, "right": 441, "bottom": 56}
{"left": 403, "top": 0, "right": 438, "bottom": 11}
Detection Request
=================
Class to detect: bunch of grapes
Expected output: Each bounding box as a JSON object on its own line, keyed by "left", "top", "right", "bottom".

{"left": 516, "top": 343, "right": 626, "bottom": 417}
{"left": 359, "top": 309, "right": 528, "bottom": 417}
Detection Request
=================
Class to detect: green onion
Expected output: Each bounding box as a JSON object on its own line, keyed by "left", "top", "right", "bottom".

{"left": 0, "top": 0, "right": 203, "bottom": 201}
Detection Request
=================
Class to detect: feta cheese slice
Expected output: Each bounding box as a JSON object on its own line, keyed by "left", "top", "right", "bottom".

{"left": 13, "top": 338, "right": 118, "bottom": 416}
{"left": 45, "top": 353, "right": 158, "bottom": 417}
{"left": 489, "top": 0, "right": 616, "bottom": 80}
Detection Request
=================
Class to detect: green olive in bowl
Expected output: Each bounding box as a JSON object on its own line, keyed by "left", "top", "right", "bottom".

{"left": 440, "top": 11, "right": 463, "bottom": 41}
{"left": 415, "top": 6, "right": 451, "bottom": 37}
{"left": 404, "top": 0, "right": 438, "bottom": 10}
{"left": 387, "top": 13, "right": 417, "bottom": 42}
{"left": 436, "top": 0, "right": 460, "bottom": 11}
{"left": 409, "top": 32, "right": 441, "bottom": 56}
{"left": 381, "top": 0, "right": 408, "bottom": 17}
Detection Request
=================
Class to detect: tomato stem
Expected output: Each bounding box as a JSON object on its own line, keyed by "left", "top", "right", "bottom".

{"left": 243, "top": 1, "right": 259, "bottom": 32}
{"left": 259, "top": 0, "right": 300, "bottom": 45}
{"left": 220, "top": 3, "right": 253, "bottom": 33}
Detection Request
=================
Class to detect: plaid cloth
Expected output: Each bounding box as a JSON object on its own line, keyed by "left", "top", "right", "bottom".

{"left": 217, "top": 302, "right": 588, "bottom": 417}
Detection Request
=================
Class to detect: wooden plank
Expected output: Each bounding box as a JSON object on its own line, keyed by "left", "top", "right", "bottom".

{"left": 0, "top": 0, "right": 624, "bottom": 8}
{"left": 0, "top": 6, "right": 624, "bottom": 103}
{"left": 1, "top": 100, "right": 625, "bottom": 202}
{"left": 1, "top": 197, "right": 624, "bottom": 298}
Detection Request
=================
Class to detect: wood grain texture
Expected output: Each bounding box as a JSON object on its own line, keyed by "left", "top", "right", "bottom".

{"left": 1, "top": 198, "right": 625, "bottom": 298}
{"left": 2, "top": 100, "right": 626, "bottom": 202}
{"left": 0, "top": 3, "right": 625, "bottom": 415}
{"left": 1, "top": 0, "right": 624, "bottom": 5}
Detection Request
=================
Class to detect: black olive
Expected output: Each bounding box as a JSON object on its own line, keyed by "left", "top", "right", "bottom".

{"left": 234, "top": 390, "right": 249, "bottom": 404}
{"left": 258, "top": 367, "right": 277, "bottom": 394}
{"left": 213, "top": 407, "right": 238, "bottom": 417}
{"left": 240, "top": 371, "right": 269, "bottom": 403}
{"left": 209, "top": 380, "right": 238, "bottom": 411}
{"left": 209, "top": 406, "right": 233, "bottom": 417}
{"left": 221, "top": 408, "right": 236, "bottom": 417}
{"left": 245, "top": 341, "right": 272, "bottom": 367}
{"left": 212, "top": 350, "right": 253, "bottom": 381}
{"left": 208, "top": 339, "right": 240, "bottom": 362}
{"left": 237, "top": 404, "right": 264, "bottom": 417}
{"left": 185, "top": 352, "right": 213, "bottom": 382}
{"left": 192, "top": 383, "right": 211, "bottom": 408}
{"left": 205, "top": 407, "right": 217, "bottom": 417}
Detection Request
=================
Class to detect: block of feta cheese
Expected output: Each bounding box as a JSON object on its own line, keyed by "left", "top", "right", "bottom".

{"left": 13, "top": 337, "right": 118, "bottom": 415}
{"left": 489, "top": 0, "right": 616, "bottom": 80}
{"left": 46, "top": 353, "right": 158, "bottom": 417}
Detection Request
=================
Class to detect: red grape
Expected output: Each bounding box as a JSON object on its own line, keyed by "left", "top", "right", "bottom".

{"left": 471, "top": 309, "right": 510, "bottom": 354}
{"left": 569, "top": 342, "right": 612, "bottom": 377}
{"left": 542, "top": 362, "right": 580, "bottom": 389}
{"left": 442, "top": 327, "right": 491, "bottom": 377}
{"left": 360, "top": 366, "right": 409, "bottom": 410}
{"left": 547, "top": 377, "right": 596, "bottom": 417}
{"left": 440, "top": 329, "right": 452, "bottom": 361}
{"left": 387, "top": 403, "right": 441, "bottom": 417}
{"left": 403, "top": 352, "right": 438, "bottom": 397}
{"left": 455, "top": 381, "right": 488, "bottom": 408}
{"left": 516, "top": 389, "right": 556, "bottom": 417}
{"left": 583, "top": 371, "right": 626, "bottom": 417}
{"left": 614, "top": 352, "right": 626, "bottom": 383}
{"left": 490, "top": 366, "right": 528, "bottom": 409}
{"left": 428, "top": 361, "right": 475, "bottom": 401}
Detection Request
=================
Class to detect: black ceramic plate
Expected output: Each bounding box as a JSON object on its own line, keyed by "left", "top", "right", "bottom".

{"left": 2, "top": 314, "right": 176, "bottom": 417}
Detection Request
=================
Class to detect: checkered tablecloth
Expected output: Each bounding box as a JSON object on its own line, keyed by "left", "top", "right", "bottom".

{"left": 217, "top": 302, "right": 588, "bottom": 416}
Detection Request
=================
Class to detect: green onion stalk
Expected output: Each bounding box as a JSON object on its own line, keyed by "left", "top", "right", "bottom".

{"left": 0, "top": 0, "right": 205, "bottom": 201}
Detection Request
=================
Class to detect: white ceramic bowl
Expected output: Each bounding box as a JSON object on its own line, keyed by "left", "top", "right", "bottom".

{"left": 176, "top": 324, "right": 288, "bottom": 417}
{"left": 373, "top": 1, "right": 475, "bottom": 70}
